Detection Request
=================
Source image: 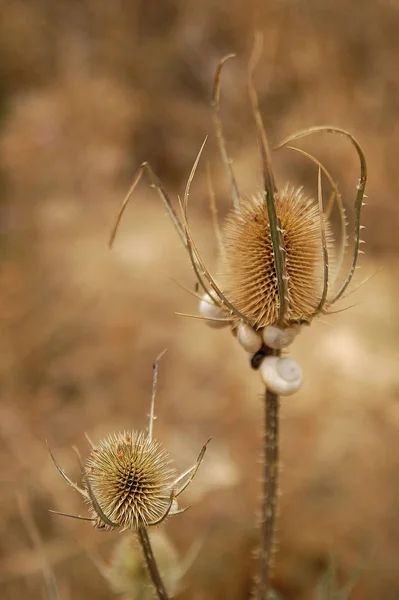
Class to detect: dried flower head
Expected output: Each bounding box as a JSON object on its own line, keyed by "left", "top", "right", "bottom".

{"left": 85, "top": 431, "right": 176, "bottom": 531}
{"left": 49, "top": 354, "right": 209, "bottom": 532}
{"left": 219, "top": 185, "right": 335, "bottom": 328}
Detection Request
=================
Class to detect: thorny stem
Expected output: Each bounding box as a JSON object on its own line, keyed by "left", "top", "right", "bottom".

{"left": 137, "top": 526, "right": 170, "bottom": 600}
{"left": 253, "top": 348, "right": 280, "bottom": 600}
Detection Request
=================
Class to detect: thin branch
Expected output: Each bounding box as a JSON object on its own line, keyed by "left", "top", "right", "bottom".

{"left": 47, "top": 442, "right": 87, "bottom": 498}
{"left": 248, "top": 33, "right": 288, "bottom": 326}
{"left": 275, "top": 126, "right": 368, "bottom": 302}
{"left": 72, "top": 446, "right": 118, "bottom": 529}
{"left": 278, "top": 144, "right": 347, "bottom": 288}
{"left": 18, "top": 496, "right": 60, "bottom": 600}
{"left": 170, "top": 277, "right": 226, "bottom": 309}
{"left": 212, "top": 54, "right": 241, "bottom": 208}
{"left": 206, "top": 162, "right": 226, "bottom": 257}
{"left": 109, "top": 162, "right": 186, "bottom": 249}
{"left": 258, "top": 383, "right": 280, "bottom": 599}
{"left": 178, "top": 197, "right": 252, "bottom": 325}
{"left": 48, "top": 509, "right": 95, "bottom": 523}
{"left": 148, "top": 349, "right": 167, "bottom": 442}
{"left": 315, "top": 166, "right": 329, "bottom": 314}
{"left": 137, "top": 526, "right": 170, "bottom": 600}
{"left": 147, "top": 490, "right": 175, "bottom": 527}
{"left": 175, "top": 438, "right": 211, "bottom": 497}
{"left": 175, "top": 311, "right": 232, "bottom": 324}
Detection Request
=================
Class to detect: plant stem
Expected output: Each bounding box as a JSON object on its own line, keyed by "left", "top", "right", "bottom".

{"left": 258, "top": 386, "right": 280, "bottom": 599}
{"left": 137, "top": 526, "right": 170, "bottom": 600}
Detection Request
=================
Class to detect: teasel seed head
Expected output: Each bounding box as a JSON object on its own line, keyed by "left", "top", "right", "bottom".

{"left": 85, "top": 431, "right": 176, "bottom": 532}
{"left": 218, "top": 185, "right": 335, "bottom": 329}
{"left": 49, "top": 353, "right": 209, "bottom": 539}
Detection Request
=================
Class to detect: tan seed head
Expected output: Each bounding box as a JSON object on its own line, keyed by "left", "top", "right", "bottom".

{"left": 218, "top": 185, "right": 335, "bottom": 328}
{"left": 85, "top": 431, "right": 176, "bottom": 531}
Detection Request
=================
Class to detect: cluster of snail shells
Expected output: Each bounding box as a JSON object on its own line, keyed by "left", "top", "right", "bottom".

{"left": 199, "top": 293, "right": 303, "bottom": 396}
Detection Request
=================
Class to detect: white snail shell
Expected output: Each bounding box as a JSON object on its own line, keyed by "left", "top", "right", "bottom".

{"left": 262, "top": 324, "right": 300, "bottom": 350}
{"left": 199, "top": 293, "right": 229, "bottom": 328}
{"left": 171, "top": 499, "right": 179, "bottom": 514}
{"left": 260, "top": 356, "right": 303, "bottom": 396}
{"left": 236, "top": 323, "right": 263, "bottom": 353}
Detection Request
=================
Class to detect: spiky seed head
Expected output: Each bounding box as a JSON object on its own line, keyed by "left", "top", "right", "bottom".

{"left": 218, "top": 185, "right": 335, "bottom": 328}
{"left": 107, "top": 531, "right": 180, "bottom": 599}
{"left": 84, "top": 431, "right": 176, "bottom": 531}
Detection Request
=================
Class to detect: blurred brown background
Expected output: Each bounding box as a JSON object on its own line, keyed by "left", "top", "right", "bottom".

{"left": 0, "top": 1, "right": 398, "bottom": 599}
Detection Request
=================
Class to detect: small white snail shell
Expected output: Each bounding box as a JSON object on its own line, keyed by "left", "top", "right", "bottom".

{"left": 236, "top": 323, "right": 263, "bottom": 353}
{"left": 260, "top": 356, "right": 303, "bottom": 396}
{"left": 199, "top": 293, "right": 229, "bottom": 328}
{"left": 171, "top": 499, "right": 179, "bottom": 514}
{"left": 262, "top": 324, "right": 300, "bottom": 350}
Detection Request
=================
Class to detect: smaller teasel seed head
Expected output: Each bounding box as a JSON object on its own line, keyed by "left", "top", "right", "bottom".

{"left": 85, "top": 431, "right": 176, "bottom": 532}
{"left": 49, "top": 354, "right": 209, "bottom": 538}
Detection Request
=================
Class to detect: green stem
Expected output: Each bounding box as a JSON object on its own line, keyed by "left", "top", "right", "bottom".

{"left": 137, "top": 526, "right": 170, "bottom": 600}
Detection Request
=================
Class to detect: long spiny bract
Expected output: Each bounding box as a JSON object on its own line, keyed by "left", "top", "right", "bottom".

{"left": 212, "top": 54, "right": 240, "bottom": 209}
{"left": 248, "top": 35, "right": 288, "bottom": 326}
{"left": 281, "top": 145, "right": 347, "bottom": 291}
{"left": 314, "top": 166, "right": 329, "bottom": 314}
{"left": 275, "top": 126, "right": 368, "bottom": 303}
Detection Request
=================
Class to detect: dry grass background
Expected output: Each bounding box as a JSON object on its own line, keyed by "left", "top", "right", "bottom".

{"left": 0, "top": 1, "right": 399, "bottom": 598}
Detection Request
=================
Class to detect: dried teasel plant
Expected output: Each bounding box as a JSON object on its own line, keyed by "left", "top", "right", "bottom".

{"left": 109, "top": 35, "right": 368, "bottom": 600}
{"left": 49, "top": 352, "right": 209, "bottom": 600}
